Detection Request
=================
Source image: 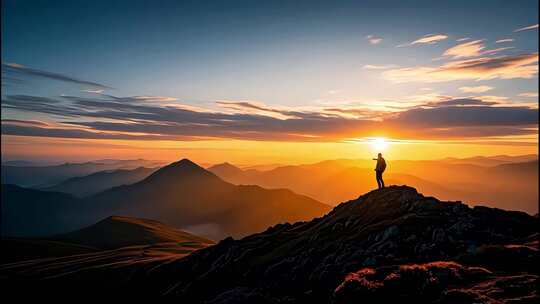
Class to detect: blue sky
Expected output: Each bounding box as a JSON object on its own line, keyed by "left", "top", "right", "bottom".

{"left": 2, "top": 0, "right": 538, "bottom": 103}
{"left": 1, "top": 0, "right": 538, "bottom": 162}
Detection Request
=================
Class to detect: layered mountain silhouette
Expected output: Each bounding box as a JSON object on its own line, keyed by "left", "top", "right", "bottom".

{"left": 1, "top": 159, "right": 330, "bottom": 239}
{"left": 1, "top": 159, "right": 163, "bottom": 187}
{"left": 208, "top": 158, "right": 538, "bottom": 214}
{"left": 1, "top": 186, "right": 536, "bottom": 303}
{"left": 441, "top": 154, "right": 538, "bottom": 166}
{"left": 42, "top": 167, "right": 157, "bottom": 197}
{"left": 88, "top": 159, "right": 330, "bottom": 239}
{"left": 1, "top": 185, "right": 86, "bottom": 236}
{"left": 208, "top": 162, "right": 246, "bottom": 178}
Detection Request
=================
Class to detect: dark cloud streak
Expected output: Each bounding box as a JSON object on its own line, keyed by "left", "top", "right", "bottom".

{"left": 2, "top": 63, "right": 112, "bottom": 89}
{"left": 1, "top": 94, "right": 537, "bottom": 141}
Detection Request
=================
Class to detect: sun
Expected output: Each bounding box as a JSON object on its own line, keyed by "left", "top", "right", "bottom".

{"left": 370, "top": 137, "right": 389, "bottom": 152}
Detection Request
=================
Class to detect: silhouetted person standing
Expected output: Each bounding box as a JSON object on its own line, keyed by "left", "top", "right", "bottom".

{"left": 373, "top": 153, "right": 386, "bottom": 189}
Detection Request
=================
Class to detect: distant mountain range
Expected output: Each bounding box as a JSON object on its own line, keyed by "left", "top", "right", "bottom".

{"left": 3, "top": 155, "right": 537, "bottom": 214}
{"left": 1, "top": 185, "right": 85, "bottom": 236}
{"left": 87, "top": 159, "right": 330, "bottom": 239}
{"left": 1, "top": 186, "right": 536, "bottom": 302}
{"left": 41, "top": 167, "right": 158, "bottom": 197}
{"left": 441, "top": 154, "right": 539, "bottom": 166}
{"left": 1, "top": 159, "right": 330, "bottom": 239}
{"left": 1, "top": 159, "right": 164, "bottom": 187}
{"left": 1, "top": 160, "right": 39, "bottom": 167}
{"left": 208, "top": 157, "right": 538, "bottom": 214}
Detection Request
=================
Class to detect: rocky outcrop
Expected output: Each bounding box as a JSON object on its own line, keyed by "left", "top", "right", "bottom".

{"left": 162, "top": 186, "right": 537, "bottom": 303}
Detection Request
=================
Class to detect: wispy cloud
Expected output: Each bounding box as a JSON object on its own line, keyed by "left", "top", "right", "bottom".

{"left": 514, "top": 23, "right": 539, "bottom": 32}
{"left": 398, "top": 34, "right": 448, "bottom": 47}
{"left": 216, "top": 100, "right": 297, "bottom": 119}
{"left": 459, "top": 86, "right": 494, "bottom": 93}
{"left": 130, "top": 96, "right": 178, "bottom": 102}
{"left": 88, "top": 94, "right": 178, "bottom": 103}
{"left": 474, "top": 95, "right": 511, "bottom": 104}
{"left": 423, "top": 98, "right": 498, "bottom": 107}
{"left": 382, "top": 53, "right": 539, "bottom": 83}
{"left": 362, "top": 64, "right": 399, "bottom": 70}
{"left": 1, "top": 63, "right": 111, "bottom": 89}
{"left": 443, "top": 40, "right": 485, "bottom": 58}
{"left": 495, "top": 38, "right": 514, "bottom": 43}
{"left": 456, "top": 37, "right": 471, "bottom": 42}
{"left": 365, "top": 35, "right": 382, "bottom": 44}
{"left": 518, "top": 92, "right": 539, "bottom": 98}
{"left": 82, "top": 89, "right": 105, "bottom": 94}
{"left": 480, "top": 47, "right": 514, "bottom": 56}
{"left": 1, "top": 119, "right": 51, "bottom": 127}
{"left": 1, "top": 94, "right": 537, "bottom": 141}
{"left": 1, "top": 123, "right": 168, "bottom": 141}
{"left": 390, "top": 104, "right": 538, "bottom": 138}
{"left": 442, "top": 40, "right": 514, "bottom": 59}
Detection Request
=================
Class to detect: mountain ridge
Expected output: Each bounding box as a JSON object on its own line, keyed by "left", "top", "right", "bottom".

{"left": 2, "top": 158, "right": 330, "bottom": 240}
{"left": 208, "top": 158, "right": 538, "bottom": 214}
{"left": 53, "top": 215, "right": 215, "bottom": 249}
{"left": 41, "top": 166, "right": 157, "bottom": 197}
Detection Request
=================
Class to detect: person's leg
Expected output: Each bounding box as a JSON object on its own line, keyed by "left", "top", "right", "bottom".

{"left": 376, "top": 171, "right": 382, "bottom": 189}
{"left": 380, "top": 172, "right": 385, "bottom": 188}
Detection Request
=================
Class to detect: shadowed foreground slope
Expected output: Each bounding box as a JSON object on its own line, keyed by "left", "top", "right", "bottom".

{"left": 0, "top": 238, "right": 98, "bottom": 263}
{"left": 1, "top": 186, "right": 537, "bottom": 303}
{"left": 1, "top": 215, "right": 215, "bottom": 281}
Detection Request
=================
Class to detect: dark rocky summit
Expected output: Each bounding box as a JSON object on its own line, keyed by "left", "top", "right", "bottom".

{"left": 1, "top": 186, "right": 537, "bottom": 303}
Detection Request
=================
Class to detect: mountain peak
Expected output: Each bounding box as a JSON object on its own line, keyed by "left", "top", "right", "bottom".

{"left": 332, "top": 185, "right": 420, "bottom": 212}
{"left": 139, "top": 158, "right": 223, "bottom": 185}
{"left": 326, "top": 185, "right": 471, "bottom": 226}
{"left": 207, "top": 162, "right": 245, "bottom": 180}
{"left": 208, "top": 162, "right": 242, "bottom": 171}
{"left": 172, "top": 158, "right": 200, "bottom": 167}
{"left": 156, "top": 158, "right": 206, "bottom": 172}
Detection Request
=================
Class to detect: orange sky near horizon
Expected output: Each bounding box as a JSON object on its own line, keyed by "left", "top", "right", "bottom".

{"left": 2, "top": 134, "right": 537, "bottom": 166}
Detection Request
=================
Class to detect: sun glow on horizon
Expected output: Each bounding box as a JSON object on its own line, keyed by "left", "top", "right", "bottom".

{"left": 369, "top": 137, "right": 390, "bottom": 152}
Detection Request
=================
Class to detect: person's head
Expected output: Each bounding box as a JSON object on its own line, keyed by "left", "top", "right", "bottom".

{"left": 378, "top": 153, "right": 382, "bottom": 158}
